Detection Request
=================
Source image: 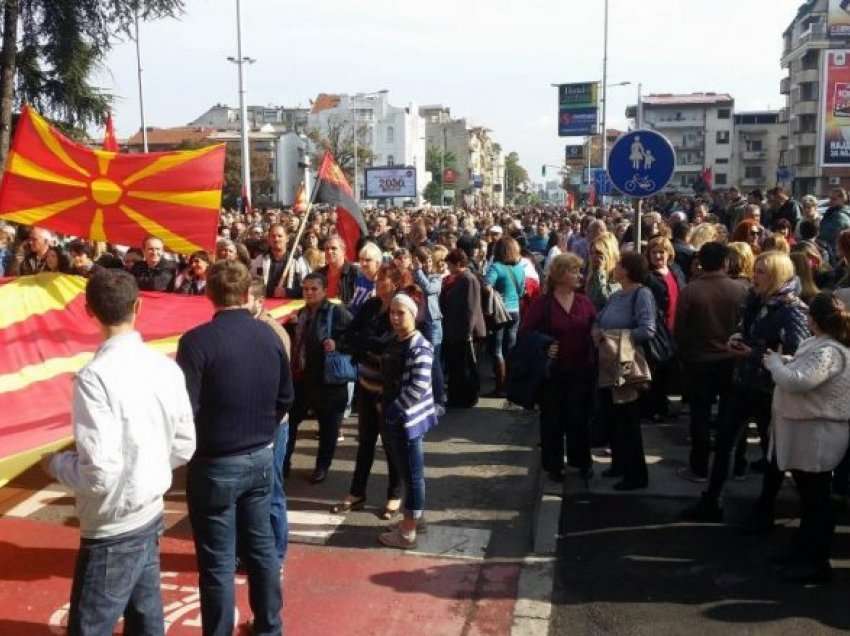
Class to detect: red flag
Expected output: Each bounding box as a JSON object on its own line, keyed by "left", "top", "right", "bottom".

{"left": 0, "top": 106, "right": 225, "bottom": 254}
{"left": 316, "top": 152, "right": 366, "bottom": 260}
{"left": 701, "top": 167, "right": 714, "bottom": 189}
{"left": 102, "top": 112, "right": 119, "bottom": 152}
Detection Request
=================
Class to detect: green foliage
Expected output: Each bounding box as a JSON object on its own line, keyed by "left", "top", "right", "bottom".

{"left": 7, "top": 1, "right": 185, "bottom": 131}
{"left": 424, "top": 144, "right": 456, "bottom": 204}
{"left": 504, "top": 151, "right": 529, "bottom": 204}
{"left": 306, "top": 115, "right": 374, "bottom": 186}
{"left": 222, "top": 142, "right": 275, "bottom": 208}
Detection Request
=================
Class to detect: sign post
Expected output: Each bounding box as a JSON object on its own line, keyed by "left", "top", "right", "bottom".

{"left": 606, "top": 130, "right": 676, "bottom": 249}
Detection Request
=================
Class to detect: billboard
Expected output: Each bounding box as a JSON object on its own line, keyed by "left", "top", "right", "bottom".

{"left": 364, "top": 166, "right": 417, "bottom": 198}
{"left": 565, "top": 144, "right": 584, "bottom": 161}
{"left": 821, "top": 50, "right": 850, "bottom": 167}
{"left": 558, "top": 82, "right": 599, "bottom": 137}
{"left": 828, "top": 0, "right": 850, "bottom": 37}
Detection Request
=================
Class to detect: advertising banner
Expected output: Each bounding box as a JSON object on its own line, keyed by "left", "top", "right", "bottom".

{"left": 565, "top": 144, "right": 585, "bottom": 160}
{"left": 558, "top": 82, "right": 599, "bottom": 137}
{"left": 828, "top": 0, "right": 850, "bottom": 37}
{"left": 821, "top": 50, "right": 850, "bottom": 167}
{"left": 364, "top": 166, "right": 417, "bottom": 198}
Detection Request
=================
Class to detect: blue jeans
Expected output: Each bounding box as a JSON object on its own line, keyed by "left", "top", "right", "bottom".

{"left": 271, "top": 420, "right": 289, "bottom": 562}
{"left": 387, "top": 428, "right": 426, "bottom": 519}
{"left": 187, "top": 446, "right": 282, "bottom": 636}
{"left": 488, "top": 311, "right": 520, "bottom": 362}
{"left": 68, "top": 515, "right": 164, "bottom": 636}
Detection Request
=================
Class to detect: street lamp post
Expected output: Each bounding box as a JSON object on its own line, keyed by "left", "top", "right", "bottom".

{"left": 227, "top": 0, "right": 254, "bottom": 212}
{"left": 133, "top": 6, "right": 147, "bottom": 152}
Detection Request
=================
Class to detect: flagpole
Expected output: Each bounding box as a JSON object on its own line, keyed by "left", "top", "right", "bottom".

{"left": 281, "top": 173, "right": 322, "bottom": 287}
{"left": 134, "top": 6, "right": 148, "bottom": 152}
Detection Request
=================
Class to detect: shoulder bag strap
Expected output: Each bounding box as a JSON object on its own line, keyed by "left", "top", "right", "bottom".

{"left": 325, "top": 303, "right": 334, "bottom": 340}
{"left": 505, "top": 263, "right": 521, "bottom": 298}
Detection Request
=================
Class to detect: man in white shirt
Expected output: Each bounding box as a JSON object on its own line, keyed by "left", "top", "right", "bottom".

{"left": 43, "top": 268, "right": 196, "bottom": 636}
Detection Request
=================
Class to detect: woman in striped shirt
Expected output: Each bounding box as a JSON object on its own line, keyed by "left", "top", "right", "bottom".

{"left": 378, "top": 292, "right": 438, "bottom": 549}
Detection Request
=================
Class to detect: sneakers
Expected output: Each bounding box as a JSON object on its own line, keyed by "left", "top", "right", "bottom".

{"left": 378, "top": 527, "right": 417, "bottom": 550}
{"left": 676, "top": 467, "right": 708, "bottom": 484}
{"left": 681, "top": 494, "right": 723, "bottom": 523}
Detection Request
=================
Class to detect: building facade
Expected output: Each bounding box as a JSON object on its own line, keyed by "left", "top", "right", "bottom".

{"left": 189, "top": 104, "right": 310, "bottom": 133}
{"left": 780, "top": 0, "right": 850, "bottom": 197}
{"left": 627, "top": 93, "right": 735, "bottom": 194}
{"left": 732, "top": 111, "right": 783, "bottom": 193}
{"left": 308, "top": 91, "right": 429, "bottom": 203}
{"left": 421, "top": 105, "right": 505, "bottom": 207}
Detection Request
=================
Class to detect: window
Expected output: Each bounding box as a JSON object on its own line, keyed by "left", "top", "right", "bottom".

{"left": 714, "top": 173, "right": 727, "bottom": 186}
{"left": 717, "top": 108, "right": 731, "bottom": 119}
{"left": 386, "top": 126, "right": 394, "bottom": 143}
{"left": 745, "top": 139, "right": 763, "bottom": 152}
{"left": 387, "top": 155, "right": 395, "bottom": 166}
{"left": 716, "top": 131, "right": 730, "bottom": 144}
{"left": 745, "top": 166, "right": 763, "bottom": 179}
{"left": 716, "top": 157, "right": 729, "bottom": 164}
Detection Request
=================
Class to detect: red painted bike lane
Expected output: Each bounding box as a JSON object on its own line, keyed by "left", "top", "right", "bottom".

{"left": 0, "top": 517, "right": 520, "bottom": 635}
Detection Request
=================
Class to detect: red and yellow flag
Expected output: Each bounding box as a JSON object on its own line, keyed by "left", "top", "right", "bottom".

{"left": 0, "top": 273, "right": 303, "bottom": 487}
{"left": 0, "top": 106, "right": 226, "bottom": 254}
{"left": 102, "top": 112, "right": 119, "bottom": 152}
{"left": 294, "top": 182, "right": 307, "bottom": 214}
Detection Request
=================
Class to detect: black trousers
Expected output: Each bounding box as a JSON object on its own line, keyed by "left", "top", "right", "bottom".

{"left": 285, "top": 379, "right": 347, "bottom": 472}
{"left": 349, "top": 389, "right": 401, "bottom": 501}
{"left": 758, "top": 461, "right": 835, "bottom": 565}
{"left": 685, "top": 359, "right": 735, "bottom": 477}
{"left": 540, "top": 371, "right": 592, "bottom": 473}
{"left": 833, "top": 446, "right": 850, "bottom": 497}
{"left": 600, "top": 388, "right": 648, "bottom": 485}
{"left": 707, "top": 387, "right": 772, "bottom": 499}
{"left": 445, "top": 339, "right": 480, "bottom": 408}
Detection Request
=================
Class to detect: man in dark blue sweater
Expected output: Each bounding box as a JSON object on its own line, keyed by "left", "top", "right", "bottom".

{"left": 177, "top": 260, "right": 293, "bottom": 636}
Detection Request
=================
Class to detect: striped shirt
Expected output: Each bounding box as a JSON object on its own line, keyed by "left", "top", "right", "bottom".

{"left": 387, "top": 332, "right": 438, "bottom": 440}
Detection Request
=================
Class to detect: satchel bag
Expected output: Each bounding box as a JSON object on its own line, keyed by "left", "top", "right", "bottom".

{"left": 323, "top": 306, "right": 357, "bottom": 385}
{"left": 483, "top": 284, "right": 512, "bottom": 330}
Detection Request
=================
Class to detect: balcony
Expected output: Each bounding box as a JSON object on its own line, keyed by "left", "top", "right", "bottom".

{"left": 779, "top": 137, "right": 789, "bottom": 152}
{"left": 650, "top": 117, "right": 704, "bottom": 129}
{"left": 741, "top": 151, "right": 767, "bottom": 161}
{"left": 780, "top": 77, "right": 791, "bottom": 94}
{"left": 741, "top": 177, "right": 765, "bottom": 187}
{"left": 796, "top": 68, "right": 820, "bottom": 83}
{"left": 778, "top": 107, "right": 790, "bottom": 123}
{"left": 793, "top": 132, "right": 818, "bottom": 146}
{"left": 792, "top": 100, "right": 819, "bottom": 116}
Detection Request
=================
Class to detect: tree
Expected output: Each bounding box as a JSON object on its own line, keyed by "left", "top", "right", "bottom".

{"left": 221, "top": 143, "right": 275, "bottom": 209}
{"left": 504, "top": 151, "right": 530, "bottom": 204}
{"left": 423, "top": 143, "right": 456, "bottom": 205}
{"left": 0, "top": 1, "right": 185, "bottom": 169}
{"left": 306, "top": 114, "right": 373, "bottom": 187}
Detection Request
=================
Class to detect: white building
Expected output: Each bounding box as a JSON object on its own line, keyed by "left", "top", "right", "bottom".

{"left": 732, "top": 111, "right": 783, "bottom": 193}
{"left": 308, "top": 91, "right": 429, "bottom": 203}
{"left": 190, "top": 103, "right": 310, "bottom": 133}
{"left": 629, "top": 93, "right": 735, "bottom": 192}
{"left": 421, "top": 105, "right": 505, "bottom": 207}
{"left": 276, "top": 132, "right": 312, "bottom": 206}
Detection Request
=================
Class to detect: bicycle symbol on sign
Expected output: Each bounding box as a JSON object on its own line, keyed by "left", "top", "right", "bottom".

{"left": 624, "top": 174, "right": 657, "bottom": 193}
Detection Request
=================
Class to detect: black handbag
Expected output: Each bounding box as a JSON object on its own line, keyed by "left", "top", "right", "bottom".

{"left": 632, "top": 287, "right": 675, "bottom": 365}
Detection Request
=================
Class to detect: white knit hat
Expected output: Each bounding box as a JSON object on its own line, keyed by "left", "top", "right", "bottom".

{"left": 391, "top": 293, "right": 419, "bottom": 318}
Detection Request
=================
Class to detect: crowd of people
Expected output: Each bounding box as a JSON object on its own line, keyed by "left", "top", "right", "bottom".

{"left": 8, "top": 182, "right": 850, "bottom": 632}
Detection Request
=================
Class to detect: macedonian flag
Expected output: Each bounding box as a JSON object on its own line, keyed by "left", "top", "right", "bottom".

{"left": 316, "top": 151, "right": 366, "bottom": 261}
{"left": 0, "top": 106, "right": 225, "bottom": 254}
{"left": 0, "top": 273, "right": 303, "bottom": 488}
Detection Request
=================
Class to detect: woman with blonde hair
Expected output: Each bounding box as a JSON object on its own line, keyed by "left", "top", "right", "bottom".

{"left": 689, "top": 223, "right": 719, "bottom": 251}
{"left": 586, "top": 232, "right": 621, "bottom": 311}
{"left": 684, "top": 251, "right": 809, "bottom": 523}
{"left": 727, "top": 242, "right": 755, "bottom": 282}
{"left": 521, "top": 253, "right": 597, "bottom": 482}
{"left": 759, "top": 292, "right": 850, "bottom": 583}
{"left": 790, "top": 251, "right": 819, "bottom": 305}
{"left": 762, "top": 233, "right": 791, "bottom": 255}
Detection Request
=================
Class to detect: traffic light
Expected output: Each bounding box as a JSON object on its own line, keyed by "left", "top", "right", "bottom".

{"left": 542, "top": 165, "right": 546, "bottom": 177}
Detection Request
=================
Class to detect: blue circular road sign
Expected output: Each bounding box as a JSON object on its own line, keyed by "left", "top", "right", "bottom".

{"left": 607, "top": 130, "right": 675, "bottom": 198}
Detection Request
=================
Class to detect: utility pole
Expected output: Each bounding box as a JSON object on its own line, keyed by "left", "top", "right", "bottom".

{"left": 228, "top": 0, "right": 254, "bottom": 211}
{"left": 134, "top": 6, "right": 148, "bottom": 152}
{"left": 600, "top": 0, "right": 609, "bottom": 204}
{"left": 441, "top": 127, "right": 447, "bottom": 205}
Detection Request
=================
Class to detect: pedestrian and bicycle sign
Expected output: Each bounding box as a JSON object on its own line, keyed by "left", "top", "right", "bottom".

{"left": 607, "top": 130, "right": 675, "bottom": 198}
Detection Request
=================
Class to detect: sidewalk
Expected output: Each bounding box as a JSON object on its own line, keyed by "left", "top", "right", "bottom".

{"left": 551, "top": 417, "right": 850, "bottom": 635}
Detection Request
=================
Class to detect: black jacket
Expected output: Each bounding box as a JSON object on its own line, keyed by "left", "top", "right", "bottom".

{"left": 645, "top": 264, "right": 686, "bottom": 322}
{"left": 319, "top": 262, "right": 359, "bottom": 305}
{"left": 131, "top": 259, "right": 176, "bottom": 292}
{"left": 506, "top": 330, "right": 554, "bottom": 409}
{"left": 440, "top": 270, "right": 486, "bottom": 342}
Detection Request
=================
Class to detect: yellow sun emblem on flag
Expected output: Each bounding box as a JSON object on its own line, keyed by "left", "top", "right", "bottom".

{"left": 0, "top": 107, "right": 226, "bottom": 254}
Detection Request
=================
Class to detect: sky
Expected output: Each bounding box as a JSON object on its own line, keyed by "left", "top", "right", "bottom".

{"left": 100, "top": 0, "right": 805, "bottom": 184}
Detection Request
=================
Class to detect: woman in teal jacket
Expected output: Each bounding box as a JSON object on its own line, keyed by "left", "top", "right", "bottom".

{"left": 484, "top": 237, "right": 525, "bottom": 396}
